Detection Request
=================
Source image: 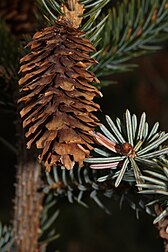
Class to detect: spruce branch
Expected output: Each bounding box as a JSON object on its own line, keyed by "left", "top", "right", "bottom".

{"left": 37, "top": 0, "right": 168, "bottom": 81}
{"left": 44, "top": 165, "right": 112, "bottom": 214}
{"left": 44, "top": 165, "right": 154, "bottom": 217}
{"left": 13, "top": 160, "right": 44, "bottom": 252}
{"left": 38, "top": 194, "right": 60, "bottom": 251}
{"left": 85, "top": 110, "right": 168, "bottom": 188}
{"left": 137, "top": 155, "right": 168, "bottom": 223}
{"left": 0, "top": 222, "right": 14, "bottom": 252}
{"left": 94, "top": 0, "right": 168, "bottom": 77}
{"left": 37, "top": 0, "right": 110, "bottom": 45}
{"left": 0, "top": 1, "right": 167, "bottom": 251}
{"left": 137, "top": 163, "right": 168, "bottom": 252}
{"left": 39, "top": 0, "right": 110, "bottom": 27}
{"left": 138, "top": 166, "right": 168, "bottom": 196}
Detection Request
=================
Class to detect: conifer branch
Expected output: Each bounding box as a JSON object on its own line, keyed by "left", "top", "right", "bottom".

{"left": 94, "top": 0, "right": 168, "bottom": 77}
{"left": 13, "top": 160, "right": 44, "bottom": 252}
{"left": 38, "top": 0, "right": 168, "bottom": 79}
{"left": 137, "top": 156, "right": 168, "bottom": 224}
{"left": 45, "top": 165, "right": 112, "bottom": 213}
{"left": 0, "top": 223, "right": 14, "bottom": 252}
{"left": 0, "top": 1, "right": 167, "bottom": 251}
{"left": 37, "top": 0, "right": 110, "bottom": 45}
{"left": 38, "top": 194, "right": 60, "bottom": 250}
{"left": 86, "top": 110, "right": 168, "bottom": 188}
{"left": 44, "top": 165, "right": 154, "bottom": 217}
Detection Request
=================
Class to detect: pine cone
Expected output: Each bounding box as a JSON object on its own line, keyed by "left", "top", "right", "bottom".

{"left": 18, "top": 20, "right": 102, "bottom": 171}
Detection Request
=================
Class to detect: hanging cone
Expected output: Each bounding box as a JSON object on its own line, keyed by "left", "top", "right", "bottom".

{"left": 18, "top": 19, "right": 102, "bottom": 171}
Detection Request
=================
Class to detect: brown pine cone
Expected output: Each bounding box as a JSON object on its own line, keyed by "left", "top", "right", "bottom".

{"left": 18, "top": 19, "right": 102, "bottom": 171}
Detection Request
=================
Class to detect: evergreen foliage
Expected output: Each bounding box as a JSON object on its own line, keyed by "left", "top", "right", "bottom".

{"left": 44, "top": 165, "right": 155, "bottom": 217}
{"left": 86, "top": 110, "right": 168, "bottom": 188}
{"left": 0, "top": 223, "right": 14, "bottom": 252}
{"left": 94, "top": 0, "right": 168, "bottom": 77}
{"left": 0, "top": 0, "right": 168, "bottom": 251}
{"left": 38, "top": 0, "right": 168, "bottom": 79}
{"left": 38, "top": 195, "right": 60, "bottom": 251}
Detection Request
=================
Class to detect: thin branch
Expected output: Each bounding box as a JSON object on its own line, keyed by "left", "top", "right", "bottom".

{"left": 13, "top": 160, "right": 44, "bottom": 252}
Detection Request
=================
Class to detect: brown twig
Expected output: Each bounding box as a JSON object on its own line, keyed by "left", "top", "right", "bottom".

{"left": 60, "top": 0, "right": 84, "bottom": 28}
{"left": 154, "top": 204, "right": 168, "bottom": 252}
{"left": 13, "top": 159, "right": 44, "bottom": 252}
{"left": 13, "top": 101, "right": 44, "bottom": 252}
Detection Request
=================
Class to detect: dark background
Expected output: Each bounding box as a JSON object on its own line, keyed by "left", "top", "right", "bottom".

{"left": 0, "top": 50, "right": 167, "bottom": 251}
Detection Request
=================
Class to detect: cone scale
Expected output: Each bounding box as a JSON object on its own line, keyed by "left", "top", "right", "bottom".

{"left": 18, "top": 19, "right": 101, "bottom": 171}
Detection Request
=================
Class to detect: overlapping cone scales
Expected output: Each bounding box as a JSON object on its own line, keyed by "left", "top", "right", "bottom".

{"left": 18, "top": 20, "right": 101, "bottom": 171}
